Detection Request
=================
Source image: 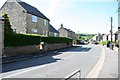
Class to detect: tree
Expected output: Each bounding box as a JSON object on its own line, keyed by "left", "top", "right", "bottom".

{"left": 2, "top": 13, "right": 13, "bottom": 33}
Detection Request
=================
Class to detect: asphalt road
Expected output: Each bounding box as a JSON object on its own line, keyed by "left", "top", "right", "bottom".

{"left": 1, "top": 44, "right": 102, "bottom": 78}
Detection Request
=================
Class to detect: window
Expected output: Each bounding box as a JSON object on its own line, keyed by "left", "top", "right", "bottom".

{"left": 32, "top": 15, "right": 37, "bottom": 22}
{"left": 44, "top": 19, "right": 47, "bottom": 25}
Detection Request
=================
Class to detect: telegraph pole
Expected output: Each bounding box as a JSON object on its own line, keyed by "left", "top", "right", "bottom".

{"left": 111, "top": 17, "right": 113, "bottom": 43}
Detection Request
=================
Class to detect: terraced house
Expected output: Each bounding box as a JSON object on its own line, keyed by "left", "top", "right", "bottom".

{"left": 58, "top": 24, "right": 77, "bottom": 40}
{"left": 0, "top": 0, "right": 50, "bottom": 36}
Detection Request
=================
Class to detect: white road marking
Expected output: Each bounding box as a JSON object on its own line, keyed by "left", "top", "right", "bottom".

{"left": 3, "top": 46, "right": 91, "bottom": 78}
{"left": 3, "top": 65, "right": 46, "bottom": 78}
{"left": 87, "top": 45, "right": 105, "bottom": 78}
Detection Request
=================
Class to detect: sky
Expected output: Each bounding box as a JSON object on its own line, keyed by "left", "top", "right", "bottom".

{"left": 0, "top": 0, "right": 118, "bottom": 34}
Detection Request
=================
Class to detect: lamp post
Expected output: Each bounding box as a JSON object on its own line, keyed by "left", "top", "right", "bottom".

{"left": 0, "top": 16, "right": 4, "bottom": 58}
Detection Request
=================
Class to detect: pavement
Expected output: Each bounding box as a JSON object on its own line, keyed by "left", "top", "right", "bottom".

{"left": 98, "top": 45, "right": 118, "bottom": 78}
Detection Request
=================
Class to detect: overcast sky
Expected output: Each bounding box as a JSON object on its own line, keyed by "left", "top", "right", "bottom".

{"left": 0, "top": 0, "right": 118, "bottom": 34}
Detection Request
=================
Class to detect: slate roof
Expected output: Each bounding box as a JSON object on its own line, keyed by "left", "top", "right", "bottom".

{"left": 49, "top": 24, "right": 59, "bottom": 33}
{"left": 18, "top": 1, "right": 50, "bottom": 21}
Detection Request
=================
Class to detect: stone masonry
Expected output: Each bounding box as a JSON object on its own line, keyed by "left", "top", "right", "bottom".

{"left": 4, "top": 43, "right": 72, "bottom": 57}
{"left": 0, "top": 19, "right": 4, "bottom": 58}
{"left": 0, "top": 1, "right": 27, "bottom": 34}
{"left": 0, "top": 0, "right": 49, "bottom": 35}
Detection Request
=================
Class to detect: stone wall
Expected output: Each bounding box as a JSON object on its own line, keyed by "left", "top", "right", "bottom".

{"left": 118, "top": 32, "right": 120, "bottom": 54}
{"left": 4, "top": 43, "right": 72, "bottom": 57}
{"left": 0, "top": 20, "right": 4, "bottom": 58}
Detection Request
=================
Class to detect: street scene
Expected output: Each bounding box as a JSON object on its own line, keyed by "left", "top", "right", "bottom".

{"left": 0, "top": 0, "right": 120, "bottom": 79}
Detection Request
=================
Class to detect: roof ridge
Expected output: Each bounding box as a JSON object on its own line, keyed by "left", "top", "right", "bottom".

{"left": 17, "top": 1, "right": 50, "bottom": 21}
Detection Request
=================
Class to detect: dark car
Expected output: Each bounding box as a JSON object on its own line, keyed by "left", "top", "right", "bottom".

{"left": 78, "top": 40, "right": 85, "bottom": 45}
{"left": 92, "top": 40, "right": 98, "bottom": 45}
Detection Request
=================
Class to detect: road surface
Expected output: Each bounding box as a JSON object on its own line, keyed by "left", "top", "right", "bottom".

{"left": 1, "top": 44, "right": 102, "bottom": 78}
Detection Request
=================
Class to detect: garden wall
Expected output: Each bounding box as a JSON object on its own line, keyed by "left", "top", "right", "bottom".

{"left": 4, "top": 43, "right": 72, "bottom": 57}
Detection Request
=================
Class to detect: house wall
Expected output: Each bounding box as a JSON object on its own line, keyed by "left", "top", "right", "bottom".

{"left": 0, "top": 1, "right": 27, "bottom": 34}
{"left": 107, "top": 34, "right": 115, "bottom": 42}
{"left": 102, "top": 35, "right": 107, "bottom": 41}
{"left": 0, "top": 20, "right": 4, "bottom": 58}
{"left": 58, "top": 28, "right": 68, "bottom": 37}
{"left": 26, "top": 13, "right": 49, "bottom": 36}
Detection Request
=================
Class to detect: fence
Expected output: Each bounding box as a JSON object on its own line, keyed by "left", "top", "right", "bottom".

{"left": 64, "top": 69, "right": 81, "bottom": 80}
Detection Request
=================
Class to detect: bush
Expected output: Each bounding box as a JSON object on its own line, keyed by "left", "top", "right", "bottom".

{"left": 4, "top": 33, "right": 73, "bottom": 47}
{"left": 99, "top": 41, "right": 109, "bottom": 45}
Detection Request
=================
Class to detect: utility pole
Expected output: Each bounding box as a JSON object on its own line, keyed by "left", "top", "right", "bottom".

{"left": 110, "top": 17, "right": 113, "bottom": 43}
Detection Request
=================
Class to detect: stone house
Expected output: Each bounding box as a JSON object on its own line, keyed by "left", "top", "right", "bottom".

{"left": 58, "top": 24, "right": 77, "bottom": 40}
{"left": 58, "top": 24, "right": 69, "bottom": 38}
{"left": 49, "top": 24, "right": 59, "bottom": 37}
{"left": 93, "top": 33, "right": 103, "bottom": 41}
{"left": 0, "top": 0, "right": 50, "bottom": 36}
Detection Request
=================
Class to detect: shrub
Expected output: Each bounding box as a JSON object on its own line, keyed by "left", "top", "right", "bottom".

{"left": 99, "top": 41, "right": 109, "bottom": 45}
{"left": 4, "top": 33, "right": 73, "bottom": 47}
{"left": 2, "top": 13, "right": 13, "bottom": 33}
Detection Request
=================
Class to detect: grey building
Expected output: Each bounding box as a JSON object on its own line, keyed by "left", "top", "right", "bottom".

{"left": 49, "top": 24, "right": 59, "bottom": 37}
{"left": 0, "top": 0, "right": 50, "bottom": 36}
{"left": 58, "top": 24, "right": 77, "bottom": 40}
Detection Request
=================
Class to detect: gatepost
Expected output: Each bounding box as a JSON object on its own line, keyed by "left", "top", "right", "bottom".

{"left": 118, "top": 27, "right": 120, "bottom": 54}
{"left": 0, "top": 17, "right": 4, "bottom": 58}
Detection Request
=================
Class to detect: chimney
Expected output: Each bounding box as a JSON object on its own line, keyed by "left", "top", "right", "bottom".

{"left": 118, "top": 27, "right": 120, "bottom": 31}
{"left": 60, "top": 24, "right": 63, "bottom": 28}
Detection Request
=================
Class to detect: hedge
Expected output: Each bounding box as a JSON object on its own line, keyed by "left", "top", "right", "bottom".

{"left": 4, "top": 33, "right": 73, "bottom": 47}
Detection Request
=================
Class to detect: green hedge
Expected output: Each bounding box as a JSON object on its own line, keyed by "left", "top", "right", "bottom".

{"left": 4, "top": 33, "right": 73, "bottom": 47}
{"left": 99, "top": 41, "right": 109, "bottom": 45}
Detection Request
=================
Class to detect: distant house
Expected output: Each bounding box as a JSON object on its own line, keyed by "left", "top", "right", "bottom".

{"left": 106, "top": 33, "right": 115, "bottom": 42}
{"left": 92, "top": 33, "right": 102, "bottom": 41}
{"left": 49, "top": 24, "right": 59, "bottom": 37}
{"left": 0, "top": 0, "right": 50, "bottom": 36}
{"left": 114, "top": 27, "right": 120, "bottom": 42}
{"left": 58, "top": 24, "right": 77, "bottom": 40}
{"left": 58, "top": 24, "right": 69, "bottom": 38}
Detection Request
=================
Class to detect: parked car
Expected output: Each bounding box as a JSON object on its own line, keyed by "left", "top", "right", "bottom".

{"left": 92, "top": 40, "right": 98, "bottom": 45}
{"left": 78, "top": 40, "right": 85, "bottom": 45}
